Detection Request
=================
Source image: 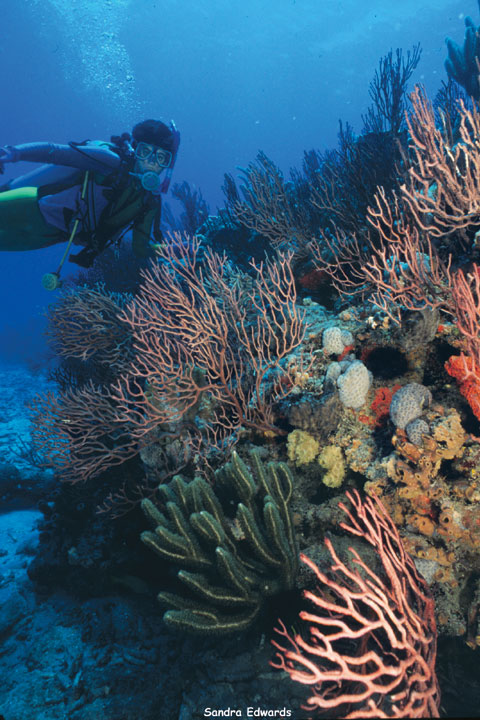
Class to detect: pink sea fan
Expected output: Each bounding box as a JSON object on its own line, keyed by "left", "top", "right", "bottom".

{"left": 271, "top": 490, "right": 440, "bottom": 718}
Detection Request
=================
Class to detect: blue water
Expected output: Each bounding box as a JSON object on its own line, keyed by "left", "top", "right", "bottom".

{"left": 0, "top": 0, "right": 472, "bottom": 364}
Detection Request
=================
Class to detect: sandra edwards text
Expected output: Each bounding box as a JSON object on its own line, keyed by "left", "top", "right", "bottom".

{"left": 204, "top": 709, "right": 292, "bottom": 717}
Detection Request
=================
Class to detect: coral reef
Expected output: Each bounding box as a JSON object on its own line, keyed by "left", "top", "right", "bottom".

{"left": 275, "top": 295, "right": 480, "bottom": 645}
{"left": 19, "top": 28, "right": 480, "bottom": 719}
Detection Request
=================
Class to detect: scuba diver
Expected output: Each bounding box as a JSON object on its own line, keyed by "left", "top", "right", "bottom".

{"left": 0, "top": 119, "right": 180, "bottom": 288}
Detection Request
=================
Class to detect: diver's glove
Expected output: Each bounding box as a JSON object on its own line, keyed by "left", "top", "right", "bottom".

{"left": 0, "top": 146, "right": 19, "bottom": 174}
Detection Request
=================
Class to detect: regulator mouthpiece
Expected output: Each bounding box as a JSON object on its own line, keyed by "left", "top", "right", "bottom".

{"left": 141, "top": 171, "right": 163, "bottom": 193}
{"left": 130, "top": 171, "right": 163, "bottom": 194}
{"left": 42, "top": 272, "right": 62, "bottom": 291}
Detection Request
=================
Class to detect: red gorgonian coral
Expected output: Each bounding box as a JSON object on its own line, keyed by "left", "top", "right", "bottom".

{"left": 271, "top": 490, "right": 440, "bottom": 718}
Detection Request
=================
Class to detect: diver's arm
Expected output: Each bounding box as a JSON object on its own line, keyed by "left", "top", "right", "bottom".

{"left": 0, "top": 142, "right": 121, "bottom": 173}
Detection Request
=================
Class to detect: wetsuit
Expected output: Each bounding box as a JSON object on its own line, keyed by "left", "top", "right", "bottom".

{"left": 0, "top": 141, "right": 163, "bottom": 267}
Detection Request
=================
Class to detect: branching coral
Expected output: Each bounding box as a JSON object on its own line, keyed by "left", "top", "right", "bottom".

{"left": 228, "top": 151, "right": 315, "bottom": 257}
{"left": 445, "top": 10, "right": 480, "bottom": 99}
{"left": 271, "top": 490, "right": 440, "bottom": 719}
{"left": 113, "top": 232, "right": 307, "bottom": 438}
{"left": 45, "top": 283, "right": 133, "bottom": 371}
{"left": 401, "top": 86, "right": 480, "bottom": 241}
{"left": 31, "top": 233, "right": 308, "bottom": 483}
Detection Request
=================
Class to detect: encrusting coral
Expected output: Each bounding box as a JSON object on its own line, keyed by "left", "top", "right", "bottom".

{"left": 141, "top": 450, "right": 299, "bottom": 634}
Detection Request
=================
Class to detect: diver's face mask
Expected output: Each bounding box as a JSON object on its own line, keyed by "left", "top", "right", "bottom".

{"left": 131, "top": 142, "right": 173, "bottom": 194}
{"left": 135, "top": 142, "right": 173, "bottom": 167}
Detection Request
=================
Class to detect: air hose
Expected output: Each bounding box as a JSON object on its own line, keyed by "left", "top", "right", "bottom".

{"left": 42, "top": 171, "right": 90, "bottom": 290}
